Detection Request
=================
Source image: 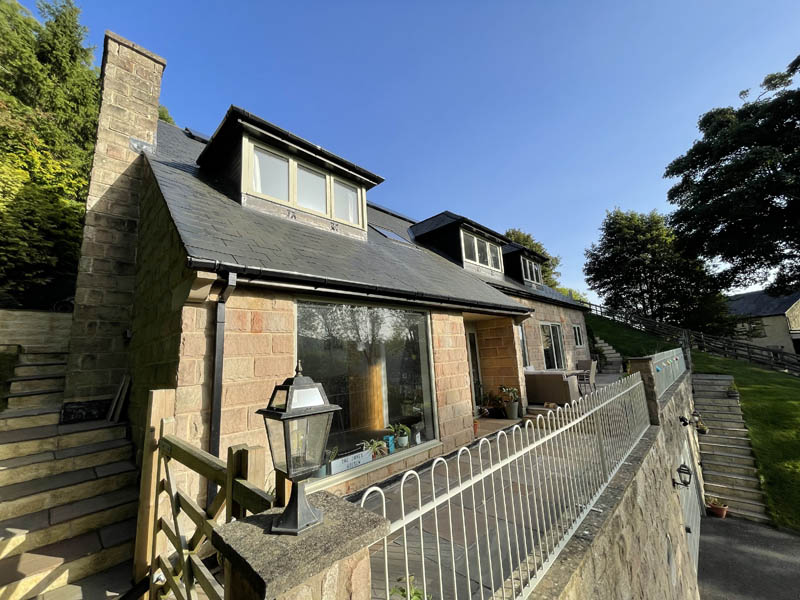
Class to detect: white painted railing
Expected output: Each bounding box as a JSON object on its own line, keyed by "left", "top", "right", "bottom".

{"left": 360, "top": 374, "right": 650, "bottom": 599}
{"left": 652, "top": 348, "right": 686, "bottom": 400}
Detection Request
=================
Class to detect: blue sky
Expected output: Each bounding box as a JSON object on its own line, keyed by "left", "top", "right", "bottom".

{"left": 25, "top": 1, "right": 800, "bottom": 300}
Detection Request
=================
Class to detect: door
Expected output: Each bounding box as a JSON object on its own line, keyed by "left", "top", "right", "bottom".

{"left": 465, "top": 324, "right": 482, "bottom": 410}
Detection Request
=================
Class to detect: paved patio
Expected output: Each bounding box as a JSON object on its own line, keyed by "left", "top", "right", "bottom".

{"left": 698, "top": 516, "right": 800, "bottom": 600}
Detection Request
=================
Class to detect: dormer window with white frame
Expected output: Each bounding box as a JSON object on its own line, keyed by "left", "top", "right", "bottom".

{"left": 461, "top": 230, "right": 503, "bottom": 272}
{"left": 245, "top": 136, "right": 366, "bottom": 229}
{"left": 522, "top": 257, "right": 542, "bottom": 285}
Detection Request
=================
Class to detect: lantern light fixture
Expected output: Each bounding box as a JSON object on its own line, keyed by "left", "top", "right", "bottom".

{"left": 256, "top": 361, "right": 341, "bottom": 535}
{"left": 673, "top": 463, "right": 692, "bottom": 489}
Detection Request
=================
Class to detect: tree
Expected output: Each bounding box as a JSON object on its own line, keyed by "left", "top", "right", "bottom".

{"left": 555, "top": 287, "right": 589, "bottom": 303}
{"left": 505, "top": 228, "right": 561, "bottom": 287}
{"left": 584, "top": 209, "right": 734, "bottom": 334}
{"left": 0, "top": 0, "right": 99, "bottom": 308}
{"left": 665, "top": 55, "right": 800, "bottom": 294}
{"left": 158, "top": 105, "right": 175, "bottom": 125}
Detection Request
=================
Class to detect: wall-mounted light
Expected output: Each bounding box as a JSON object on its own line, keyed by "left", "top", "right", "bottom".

{"left": 691, "top": 410, "right": 700, "bottom": 424}
{"left": 678, "top": 416, "right": 690, "bottom": 427}
{"left": 672, "top": 464, "right": 692, "bottom": 489}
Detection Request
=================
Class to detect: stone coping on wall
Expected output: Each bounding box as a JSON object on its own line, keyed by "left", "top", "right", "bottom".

{"left": 528, "top": 369, "right": 696, "bottom": 599}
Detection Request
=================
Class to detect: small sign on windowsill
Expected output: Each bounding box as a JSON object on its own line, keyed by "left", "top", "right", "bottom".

{"left": 329, "top": 449, "right": 373, "bottom": 475}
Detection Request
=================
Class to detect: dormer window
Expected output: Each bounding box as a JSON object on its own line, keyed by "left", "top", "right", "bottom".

{"left": 244, "top": 136, "right": 365, "bottom": 229}
{"left": 461, "top": 230, "right": 503, "bottom": 272}
{"left": 522, "top": 257, "right": 542, "bottom": 284}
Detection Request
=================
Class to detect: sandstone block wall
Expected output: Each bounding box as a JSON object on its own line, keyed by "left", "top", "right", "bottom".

{"left": 66, "top": 32, "right": 166, "bottom": 400}
{"left": 0, "top": 310, "right": 72, "bottom": 349}
{"left": 473, "top": 317, "right": 526, "bottom": 404}
{"left": 531, "top": 372, "right": 701, "bottom": 600}
{"left": 514, "top": 298, "right": 590, "bottom": 371}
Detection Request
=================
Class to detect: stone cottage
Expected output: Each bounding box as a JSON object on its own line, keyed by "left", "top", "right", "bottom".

{"left": 0, "top": 31, "right": 592, "bottom": 597}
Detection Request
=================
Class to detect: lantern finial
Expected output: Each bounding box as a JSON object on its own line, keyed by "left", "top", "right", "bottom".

{"left": 295, "top": 360, "right": 303, "bottom": 376}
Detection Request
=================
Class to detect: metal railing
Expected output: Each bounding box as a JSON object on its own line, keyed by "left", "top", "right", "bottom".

{"left": 581, "top": 300, "right": 800, "bottom": 376}
{"left": 360, "top": 374, "right": 649, "bottom": 599}
{"left": 651, "top": 348, "right": 687, "bottom": 400}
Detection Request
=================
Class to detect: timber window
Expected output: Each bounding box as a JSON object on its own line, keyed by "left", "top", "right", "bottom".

{"left": 245, "top": 137, "right": 366, "bottom": 228}
{"left": 517, "top": 324, "right": 530, "bottom": 367}
{"left": 522, "top": 257, "right": 542, "bottom": 284}
{"left": 541, "top": 322, "right": 565, "bottom": 370}
{"left": 461, "top": 230, "right": 503, "bottom": 272}
{"left": 297, "top": 301, "right": 435, "bottom": 477}
{"left": 573, "top": 325, "right": 584, "bottom": 347}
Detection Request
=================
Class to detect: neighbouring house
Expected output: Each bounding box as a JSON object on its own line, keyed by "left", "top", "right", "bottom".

{"left": 0, "top": 32, "right": 593, "bottom": 596}
{"left": 727, "top": 289, "right": 800, "bottom": 354}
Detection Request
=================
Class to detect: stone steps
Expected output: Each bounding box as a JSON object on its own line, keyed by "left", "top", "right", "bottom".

{"left": 726, "top": 507, "right": 772, "bottom": 524}
{"left": 0, "top": 487, "right": 138, "bottom": 559}
{"left": 702, "top": 415, "right": 746, "bottom": 429}
{"left": 0, "top": 520, "right": 135, "bottom": 600}
{"left": 705, "top": 481, "right": 765, "bottom": 503}
{"left": 14, "top": 363, "right": 67, "bottom": 378}
{"left": 701, "top": 460, "right": 759, "bottom": 478}
{"left": 0, "top": 421, "right": 127, "bottom": 461}
{"left": 2, "top": 389, "right": 64, "bottom": 410}
{"left": 700, "top": 441, "right": 753, "bottom": 457}
{"left": 706, "top": 492, "right": 768, "bottom": 516}
{"left": 33, "top": 560, "right": 133, "bottom": 600}
{"left": 701, "top": 426, "right": 749, "bottom": 438}
{"left": 693, "top": 396, "right": 741, "bottom": 406}
{"left": 699, "top": 450, "right": 755, "bottom": 467}
{"left": 0, "top": 408, "right": 61, "bottom": 433}
{"left": 8, "top": 375, "right": 66, "bottom": 395}
{"left": 703, "top": 469, "right": 761, "bottom": 490}
{"left": 594, "top": 338, "right": 624, "bottom": 373}
{"left": 701, "top": 433, "right": 751, "bottom": 448}
{"left": 0, "top": 438, "right": 133, "bottom": 486}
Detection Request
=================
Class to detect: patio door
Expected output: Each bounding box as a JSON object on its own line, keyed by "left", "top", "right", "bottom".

{"left": 541, "top": 322, "right": 565, "bottom": 369}
{"left": 465, "top": 324, "right": 482, "bottom": 409}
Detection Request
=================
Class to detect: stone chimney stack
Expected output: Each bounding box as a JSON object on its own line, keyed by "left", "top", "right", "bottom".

{"left": 64, "top": 32, "right": 166, "bottom": 404}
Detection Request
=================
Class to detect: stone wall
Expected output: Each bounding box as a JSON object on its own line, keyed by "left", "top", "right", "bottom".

{"left": 513, "top": 297, "right": 590, "bottom": 370}
{"left": 0, "top": 310, "right": 72, "bottom": 349}
{"left": 128, "top": 167, "right": 190, "bottom": 461}
{"left": 473, "top": 316, "right": 526, "bottom": 404}
{"left": 66, "top": 32, "right": 166, "bottom": 401}
{"left": 531, "top": 372, "right": 701, "bottom": 600}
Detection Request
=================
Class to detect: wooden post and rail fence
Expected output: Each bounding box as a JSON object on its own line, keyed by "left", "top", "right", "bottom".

{"left": 581, "top": 301, "right": 800, "bottom": 376}
{"left": 132, "top": 389, "right": 277, "bottom": 600}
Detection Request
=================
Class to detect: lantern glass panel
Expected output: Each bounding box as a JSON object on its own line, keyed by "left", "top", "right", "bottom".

{"left": 266, "top": 418, "right": 288, "bottom": 473}
{"left": 269, "top": 387, "right": 288, "bottom": 411}
{"left": 287, "top": 413, "right": 333, "bottom": 476}
{"left": 291, "top": 386, "right": 324, "bottom": 409}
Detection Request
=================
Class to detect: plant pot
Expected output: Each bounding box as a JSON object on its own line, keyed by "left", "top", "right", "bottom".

{"left": 504, "top": 401, "right": 519, "bottom": 420}
{"left": 383, "top": 435, "right": 396, "bottom": 454}
{"left": 396, "top": 434, "right": 409, "bottom": 448}
{"left": 707, "top": 504, "right": 728, "bottom": 518}
{"left": 473, "top": 420, "right": 479, "bottom": 435}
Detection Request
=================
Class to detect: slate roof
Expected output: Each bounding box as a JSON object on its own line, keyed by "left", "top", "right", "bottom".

{"left": 468, "top": 270, "right": 588, "bottom": 310}
{"left": 727, "top": 289, "right": 800, "bottom": 318}
{"left": 410, "top": 211, "right": 510, "bottom": 246}
{"left": 147, "top": 121, "right": 528, "bottom": 315}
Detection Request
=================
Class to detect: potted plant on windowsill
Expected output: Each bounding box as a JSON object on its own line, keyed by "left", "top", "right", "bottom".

{"left": 388, "top": 423, "right": 411, "bottom": 448}
{"left": 499, "top": 386, "right": 520, "bottom": 419}
{"left": 705, "top": 495, "right": 728, "bottom": 518}
{"left": 359, "top": 439, "right": 388, "bottom": 459}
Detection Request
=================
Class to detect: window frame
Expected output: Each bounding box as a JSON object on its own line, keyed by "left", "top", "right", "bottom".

{"left": 243, "top": 136, "right": 367, "bottom": 230}
{"left": 461, "top": 229, "right": 504, "bottom": 273}
{"left": 573, "top": 324, "right": 584, "bottom": 348}
{"left": 516, "top": 323, "right": 530, "bottom": 368}
{"left": 540, "top": 321, "right": 566, "bottom": 370}
{"left": 521, "top": 257, "right": 542, "bottom": 284}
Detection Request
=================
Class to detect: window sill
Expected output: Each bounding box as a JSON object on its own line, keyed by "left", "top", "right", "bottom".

{"left": 306, "top": 439, "right": 442, "bottom": 494}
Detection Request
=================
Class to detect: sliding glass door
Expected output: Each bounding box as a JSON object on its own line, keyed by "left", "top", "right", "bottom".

{"left": 541, "top": 322, "right": 565, "bottom": 370}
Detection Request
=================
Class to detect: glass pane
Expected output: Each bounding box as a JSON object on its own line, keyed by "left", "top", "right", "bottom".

{"left": 253, "top": 148, "right": 288, "bottom": 201}
{"left": 522, "top": 259, "right": 529, "bottom": 280}
{"left": 476, "top": 239, "right": 489, "bottom": 265}
{"left": 333, "top": 180, "right": 359, "bottom": 225}
{"left": 534, "top": 263, "right": 542, "bottom": 283}
{"left": 297, "top": 165, "right": 326, "bottom": 213}
{"left": 269, "top": 387, "right": 288, "bottom": 411}
{"left": 490, "top": 245, "right": 501, "bottom": 270}
{"left": 266, "top": 418, "right": 287, "bottom": 473}
{"left": 463, "top": 232, "right": 477, "bottom": 262}
{"left": 552, "top": 325, "right": 565, "bottom": 369}
{"left": 518, "top": 325, "right": 529, "bottom": 367}
{"left": 541, "top": 324, "right": 555, "bottom": 370}
{"left": 297, "top": 302, "right": 435, "bottom": 477}
{"left": 291, "top": 386, "right": 324, "bottom": 409}
{"left": 468, "top": 331, "right": 482, "bottom": 401}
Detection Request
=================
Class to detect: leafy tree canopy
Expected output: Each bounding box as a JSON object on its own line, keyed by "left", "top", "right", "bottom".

{"left": 0, "top": 0, "right": 98, "bottom": 308}
{"left": 665, "top": 54, "right": 800, "bottom": 295}
{"left": 555, "top": 287, "right": 589, "bottom": 303}
{"left": 584, "top": 209, "right": 734, "bottom": 334}
{"left": 158, "top": 104, "right": 175, "bottom": 125}
{"left": 504, "top": 228, "right": 561, "bottom": 287}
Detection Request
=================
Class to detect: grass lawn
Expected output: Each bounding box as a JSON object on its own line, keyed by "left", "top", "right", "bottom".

{"left": 693, "top": 351, "right": 800, "bottom": 531}
{"left": 585, "top": 313, "right": 676, "bottom": 357}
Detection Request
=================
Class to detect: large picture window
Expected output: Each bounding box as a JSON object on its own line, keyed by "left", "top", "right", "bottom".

{"left": 541, "top": 322, "right": 565, "bottom": 370}
{"left": 297, "top": 301, "right": 435, "bottom": 478}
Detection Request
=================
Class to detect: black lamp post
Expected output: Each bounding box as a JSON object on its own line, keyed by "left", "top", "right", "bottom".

{"left": 256, "top": 361, "right": 341, "bottom": 535}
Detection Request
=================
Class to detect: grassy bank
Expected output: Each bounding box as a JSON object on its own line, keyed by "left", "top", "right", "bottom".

{"left": 692, "top": 352, "right": 800, "bottom": 531}
{"left": 585, "top": 313, "right": 675, "bottom": 357}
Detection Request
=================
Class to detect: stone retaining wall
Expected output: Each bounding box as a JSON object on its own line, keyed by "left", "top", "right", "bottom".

{"left": 531, "top": 371, "right": 701, "bottom": 600}
{"left": 0, "top": 309, "right": 72, "bottom": 349}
